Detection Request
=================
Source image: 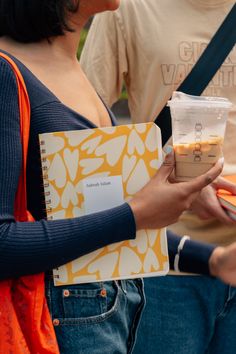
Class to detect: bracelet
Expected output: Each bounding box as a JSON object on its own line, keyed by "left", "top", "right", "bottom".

{"left": 174, "top": 235, "right": 191, "bottom": 272}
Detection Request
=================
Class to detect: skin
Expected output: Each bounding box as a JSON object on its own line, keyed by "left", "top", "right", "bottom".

{"left": 128, "top": 151, "right": 224, "bottom": 230}
{"left": 0, "top": 0, "right": 235, "bottom": 284}
{"left": 190, "top": 178, "right": 236, "bottom": 224}
{"left": 209, "top": 245, "right": 236, "bottom": 286}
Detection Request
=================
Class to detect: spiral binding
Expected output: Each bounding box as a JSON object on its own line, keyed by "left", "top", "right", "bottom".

{"left": 52, "top": 269, "right": 60, "bottom": 279}
{"left": 40, "top": 139, "right": 54, "bottom": 221}
{"left": 40, "top": 138, "right": 63, "bottom": 282}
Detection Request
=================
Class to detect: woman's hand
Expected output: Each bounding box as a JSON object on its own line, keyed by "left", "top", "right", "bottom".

{"left": 128, "top": 150, "right": 224, "bottom": 230}
{"left": 209, "top": 244, "right": 236, "bottom": 286}
{"left": 189, "top": 176, "right": 236, "bottom": 224}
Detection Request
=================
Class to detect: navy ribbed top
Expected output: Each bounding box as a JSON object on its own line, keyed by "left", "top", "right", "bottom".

{"left": 0, "top": 52, "right": 138, "bottom": 279}
{"left": 0, "top": 51, "right": 215, "bottom": 279}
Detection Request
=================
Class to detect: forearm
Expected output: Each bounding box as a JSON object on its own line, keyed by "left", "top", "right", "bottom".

{"left": 0, "top": 203, "right": 136, "bottom": 279}
{"left": 167, "top": 230, "right": 215, "bottom": 275}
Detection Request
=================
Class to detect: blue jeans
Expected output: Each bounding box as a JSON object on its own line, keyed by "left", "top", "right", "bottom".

{"left": 133, "top": 276, "right": 236, "bottom": 354}
{"left": 46, "top": 278, "right": 145, "bottom": 354}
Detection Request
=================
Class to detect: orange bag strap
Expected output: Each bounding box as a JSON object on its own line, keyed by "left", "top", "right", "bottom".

{"left": 0, "top": 53, "right": 30, "bottom": 220}
{"left": 0, "top": 53, "right": 60, "bottom": 353}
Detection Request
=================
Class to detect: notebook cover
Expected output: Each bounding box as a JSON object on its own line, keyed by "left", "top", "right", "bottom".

{"left": 217, "top": 175, "right": 236, "bottom": 218}
{"left": 39, "top": 122, "right": 169, "bottom": 285}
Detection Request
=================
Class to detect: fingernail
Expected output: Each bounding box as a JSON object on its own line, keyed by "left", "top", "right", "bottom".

{"left": 218, "top": 157, "right": 224, "bottom": 166}
{"left": 164, "top": 145, "right": 173, "bottom": 155}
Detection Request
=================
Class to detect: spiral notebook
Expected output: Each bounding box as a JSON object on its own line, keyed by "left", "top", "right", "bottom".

{"left": 39, "top": 122, "right": 169, "bottom": 286}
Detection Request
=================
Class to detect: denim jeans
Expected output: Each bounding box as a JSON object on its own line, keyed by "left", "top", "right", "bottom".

{"left": 133, "top": 276, "right": 236, "bottom": 354}
{"left": 46, "top": 278, "right": 145, "bottom": 354}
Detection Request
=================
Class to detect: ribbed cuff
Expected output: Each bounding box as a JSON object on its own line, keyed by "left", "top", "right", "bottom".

{"left": 179, "top": 239, "right": 215, "bottom": 275}
{"left": 167, "top": 230, "right": 181, "bottom": 269}
{"left": 167, "top": 230, "right": 216, "bottom": 275}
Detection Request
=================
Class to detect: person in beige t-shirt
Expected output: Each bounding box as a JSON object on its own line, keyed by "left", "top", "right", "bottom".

{"left": 81, "top": 0, "right": 236, "bottom": 353}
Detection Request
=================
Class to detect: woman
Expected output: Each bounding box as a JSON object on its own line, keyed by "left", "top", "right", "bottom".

{"left": 0, "top": 1, "right": 235, "bottom": 353}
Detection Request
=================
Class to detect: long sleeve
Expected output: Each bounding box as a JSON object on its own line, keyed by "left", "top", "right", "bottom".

{"left": 0, "top": 59, "right": 136, "bottom": 279}
{"left": 167, "top": 230, "right": 215, "bottom": 275}
{"left": 0, "top": 56, "right": 217, "bottom": 282}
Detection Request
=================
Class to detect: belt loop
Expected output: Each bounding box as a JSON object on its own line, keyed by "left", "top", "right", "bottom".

{"left": 120, "top": 280, "right": 127, "bottom": 294}
{"left": 116, "top": 280, "right": 127, "bottom": 294}
{"left": 227, "top": 285, "right": 236, "bottom": 302}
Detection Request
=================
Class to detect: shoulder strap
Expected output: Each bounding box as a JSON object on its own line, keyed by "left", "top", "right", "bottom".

{"left": 155, "top": 3, "right": 236, "bottom": 146}
{"left": 0, "top": 53, "right": 30, "bottom": 221}
{"left": 0, "top": 52, "right": 31, "bottom": 220}
{"left": 0, "top": 52, "right": 60, "bottom": 354}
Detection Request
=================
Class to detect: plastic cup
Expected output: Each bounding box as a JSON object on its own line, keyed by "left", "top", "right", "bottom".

{"left": 168, "top": 91, "right": 232, "bottom": 181}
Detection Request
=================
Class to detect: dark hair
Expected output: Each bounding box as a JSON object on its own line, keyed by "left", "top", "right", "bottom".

{"left": 0, "top": 0, "right": 79, "bottom": 43}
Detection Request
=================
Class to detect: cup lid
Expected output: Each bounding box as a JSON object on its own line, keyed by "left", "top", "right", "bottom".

{"left": 167, "top": 91, "right": 232, "bottom": 109}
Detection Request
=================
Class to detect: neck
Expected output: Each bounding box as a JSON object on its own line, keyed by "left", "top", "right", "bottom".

{"left": 46, "top": 30, "right": 82, "bottom": 64}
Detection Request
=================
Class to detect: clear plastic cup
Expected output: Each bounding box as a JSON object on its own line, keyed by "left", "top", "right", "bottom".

{"left": 168, "top": 91, "right": 232, "bottom": 181}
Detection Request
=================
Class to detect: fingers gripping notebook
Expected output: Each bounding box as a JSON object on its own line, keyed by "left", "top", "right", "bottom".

{"left": 39, "top": 123, "right": 169, "bottom": 285}
{"left": 217, "top": 175, "right": 236, "bottom": 220}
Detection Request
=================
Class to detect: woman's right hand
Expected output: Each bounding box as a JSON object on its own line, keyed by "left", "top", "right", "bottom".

{"left": 128, "top": 149, "right": 224, "bottom": 230}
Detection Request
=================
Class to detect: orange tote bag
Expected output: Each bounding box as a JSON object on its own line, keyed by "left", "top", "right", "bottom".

{"left": 0, "top": 53, "right": 59, "bottom": 354}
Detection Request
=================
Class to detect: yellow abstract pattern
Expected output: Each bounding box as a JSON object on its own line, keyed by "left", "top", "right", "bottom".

{"left": 39, "top": 123, "right": 169, "bottom": 285}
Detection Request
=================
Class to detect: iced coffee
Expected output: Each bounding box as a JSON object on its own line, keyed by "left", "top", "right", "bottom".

{"left": 168, "top": 91, "right": 232, "bottom": 181}
{"left": 174, "top": 136, "right": 223, "bottom": 180}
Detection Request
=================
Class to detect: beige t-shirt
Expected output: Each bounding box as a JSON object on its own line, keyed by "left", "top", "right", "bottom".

{"left": 81, "top": 0, "right": 236, "bottom": 247}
